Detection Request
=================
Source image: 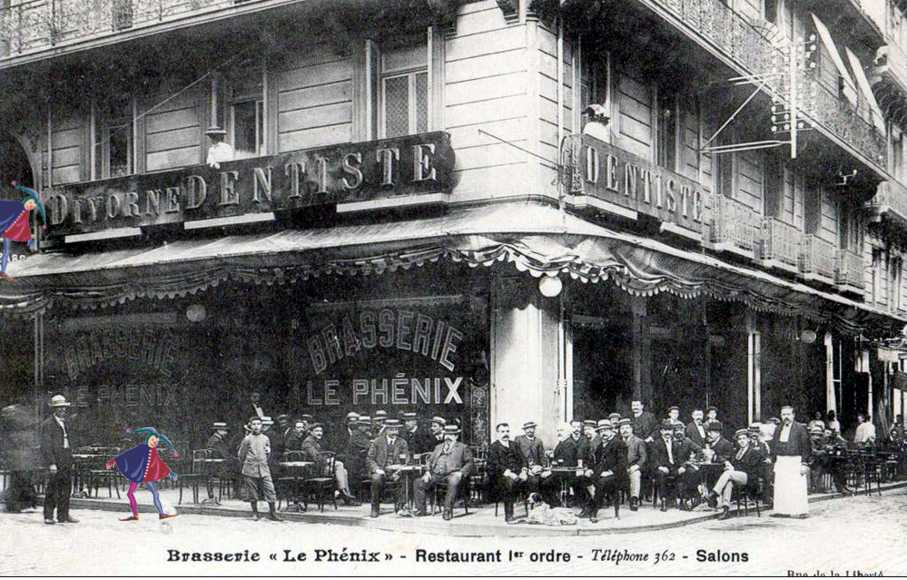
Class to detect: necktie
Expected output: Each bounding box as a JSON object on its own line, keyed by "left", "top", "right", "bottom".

{"left": 444, "top": 442, "right": 451, "bottom": 454}
{"left": 665, "top": 439, "right": 673, "bottom": 464}
{"left": 59, "top": 419, "right": 69, "bottom": 449}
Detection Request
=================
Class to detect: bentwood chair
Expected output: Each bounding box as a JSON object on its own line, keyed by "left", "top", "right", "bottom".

{"left": 303, "top": 451, "right": 337, "bottom": 512}
{"left": 276, "top": 451, "right": 308, "bottom": 512}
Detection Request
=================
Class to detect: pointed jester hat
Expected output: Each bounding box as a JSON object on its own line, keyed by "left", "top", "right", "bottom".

{"left": 13, "top": 183, "right": 46, "bottom": 224}
{"left": 130, "top": 426, "right": 176, "bottom": 450}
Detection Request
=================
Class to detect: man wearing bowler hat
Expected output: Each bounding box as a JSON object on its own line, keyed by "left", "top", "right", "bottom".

{"left": 366, "top": 418, "right": 410, "bottom": 517}
{"left": 414, "top": 423, "right": 474, "bottom": 520}
{"left": 706, "top": 420, "right": 734, "bottom": 463}
{"left": 40, "top": 395, "right": 78, "bottom": 525}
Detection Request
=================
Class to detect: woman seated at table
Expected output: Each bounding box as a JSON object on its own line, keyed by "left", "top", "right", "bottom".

{"left": 705, "top": 428, "right": 763, "bottom": 520}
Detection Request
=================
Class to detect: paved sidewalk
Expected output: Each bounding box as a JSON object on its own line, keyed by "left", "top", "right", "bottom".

{"left": 58, "top": 479, "right": 907, "bottom": 537}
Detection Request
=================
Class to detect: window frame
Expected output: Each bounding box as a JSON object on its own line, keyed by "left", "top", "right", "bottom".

{"left": 378, "top": 41, "right": 430, "bottom": 140}
{"left": 227, "top": 65, "right": 266, "bottom": 160}
{"left": 93, "top": 96, "right": 134, "bottom": 180}
{"left": 577, "top": 41, "right": 611, "bottom": 137}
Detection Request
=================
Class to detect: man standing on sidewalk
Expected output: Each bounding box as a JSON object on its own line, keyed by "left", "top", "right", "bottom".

{"left": 238, "top": 417, "right": 282, "bottom": 521}
{"left": 39, "top": 395, "right": 78, "bottom": 525}
{"left": 771, "top": 405, "right": 811, "bottom": 518}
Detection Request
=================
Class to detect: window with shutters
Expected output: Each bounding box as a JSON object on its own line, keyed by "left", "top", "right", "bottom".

{"left": 892, "top": 256, "right": 903, "bottom": 311}
{"left": 764, "top": 153, "right": 783, "bottom": 219}
{"left": 892, "top": 126, "right": 905, "bottom": 183}
{"left": 803, "top": 179, "right": 821, "bottom": 234}
{"left": 714, "top": 131, "right": 735, "bottom": 198}
{"left": 380, "top": 42, "right": 429, "bottom": 139}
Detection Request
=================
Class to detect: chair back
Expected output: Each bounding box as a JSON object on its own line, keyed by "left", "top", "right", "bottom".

{"left": 316, "top": 451, "right": 335, "bottom": 477}
{"left": 283, "top": 450, "right": 306, "bottom": 463}
{"left": 192, "top": 448, "right": 214, "bottom": 474}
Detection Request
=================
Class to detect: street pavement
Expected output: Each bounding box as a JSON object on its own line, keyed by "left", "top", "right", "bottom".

{"left": 1, "top": 489, "right": 905, "bottom": 576}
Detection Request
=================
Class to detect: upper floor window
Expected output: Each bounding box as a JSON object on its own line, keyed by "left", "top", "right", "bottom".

{"left": 656, "top": 89, "right": 678, "bottom": 171}
{"left": 714, "top": 130, "right": 735, "bottom": 198}
{"left": 229, "top": 71, "right": 264, "bottom": 159}
{"left": 380, "top": 42, "right": 428, "bottom": 139}
{"left": 892, "top": 124, "right": 905, "bottom": 183}
{"left": 579, "top": 43, "right": 610, "bottom": 137}
{"left": 95, "top": 94, "right": 133, "bottom": 179}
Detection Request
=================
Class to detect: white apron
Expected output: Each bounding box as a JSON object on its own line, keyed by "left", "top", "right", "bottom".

{"left": 773, "top": 455, "right": 808, "bottom": 516}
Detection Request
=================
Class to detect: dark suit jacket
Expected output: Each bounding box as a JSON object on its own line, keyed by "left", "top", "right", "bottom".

{"left": 514, "top": 435, "right": 545, "bottom": 466}
{"left": 771, "top": 422, "right": 811, "bottom": 459}
{"left": 366, "top": 435, "right": 410, "bottom": 475}
{"left": 486, "top": 440, "right": 526, "bottom": 481}
{"left": 649, "top": 437, "right": 684, "bottom": 471}
{"left": 685, "top": 421, "right": 707, "bottom": 447}
{"left": 427, "top": 441, "right": 474, "bottom": 477}
{"left": 709, "top": 437, "right": 735, "bottom": 463}
{"left": 592, "top": 437, "right": 627, "bottom": 484}
{"left": 300, "top": 435, "right": 325, "bottom": 465}
{"left": 676, "top": 437, "right": 703, "bottom": 464}
{"left": 39, "top": 416, "right": 73, "bottom": 468}
{"left": 285, "top": 430, "right": 308, "bottom": 452}
{"left": 730, "top": 445, "right": 764, "bottom": 481}
{"left": 622, "top": 434, "right": 647, "bottom": 469}
{"left": 553, "top": 436, "right": 591, "bottom": 467}
{"left": 632, "top": 412, "right": 658, "bottom": 440}
{"left": 404, "top": 425, "right": 437, "bottom": 455}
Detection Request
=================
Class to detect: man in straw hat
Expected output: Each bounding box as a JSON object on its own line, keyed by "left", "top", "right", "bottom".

{"left": 706, "top": 428, "right": 764, "bottom": 520}
{"left": 366, "top": 418, "right": 410, "bottom": 518}
{"left": 39, "top": 395, "right": 78, "bottom": 524}
{"left": 414, "top": 423, "right": 473, "bottom": 520}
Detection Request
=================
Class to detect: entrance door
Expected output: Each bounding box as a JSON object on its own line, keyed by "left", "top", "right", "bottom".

{"left": 571, "top": 319, "right": 633, "bottom": 420}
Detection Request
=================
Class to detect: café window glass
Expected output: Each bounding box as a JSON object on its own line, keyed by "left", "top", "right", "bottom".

{"left": 95, "top": 94, "right": 133, "bottom": 179}
{"left": 380, "top": 41, "right": 429, "bottom": 139}
{"left": 230, "top": 72, "right": 264, "bottom": 159}
{"left": 578, "top": 43, "right": 610, "bottom": 135}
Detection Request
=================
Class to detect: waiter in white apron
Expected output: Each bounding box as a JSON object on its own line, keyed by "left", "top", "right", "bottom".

{"left": 770, "top": 405, "right": 811, "bottom": 518}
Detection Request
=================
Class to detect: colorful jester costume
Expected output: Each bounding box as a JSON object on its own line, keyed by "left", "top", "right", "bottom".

{"left": 108, "top": 427, "right": 179, "bottom": 521}
{"left": 0, "top": 184, "right": 46, "bottom": 276}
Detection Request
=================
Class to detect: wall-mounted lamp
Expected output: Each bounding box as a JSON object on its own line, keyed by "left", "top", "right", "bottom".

{"left": 186, "top": 304, "right": 207, "bottom": 323}
{"left": 538, "top": 275, "right": 563, "bottom": 298}
{"left": 799, "top": 329, "right": 817, "bottom": 344}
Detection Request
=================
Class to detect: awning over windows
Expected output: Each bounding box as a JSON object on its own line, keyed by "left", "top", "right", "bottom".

{"left": 2, "top": 203, "right": 903, "bottom": 337}
{"left": 845, "top": 46, "right": 886, "bottom": 134}
{"left": 812, "top": 13, "right": 859, "bottom": 108}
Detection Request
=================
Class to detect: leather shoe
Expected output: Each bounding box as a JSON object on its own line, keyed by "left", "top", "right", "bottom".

{"left": 717, "top": 507, "right": 731, "bottom": 520}
{"left": 442, "top": 510, "right": 452, "bottom": 521}
{"left": 414, "top": 510, "right": 429, "bottom": 517}
{"left": 44, "top": 518, "right": 55, "bottom": 525}
{"left": 58, "top": 517, "right": 79, "bottom": 523}
{"left": 370, "top": 508, "right": 380, "bottom": 518}
{"left": 159, "top": 513, "right": 178, "bottom": 520}
{"left": 120, "top": 515, "right": 139, "bottom": 522}
{"left": 589, "top": 512, "right": 598, "bottom": 523}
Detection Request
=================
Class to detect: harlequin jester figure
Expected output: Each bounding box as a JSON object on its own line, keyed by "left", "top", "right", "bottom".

{"left": 105, "top": 427, "right": 181, "bottom": 521}
{"left": 0, "top": 183, "right": 46, "bottom": 279}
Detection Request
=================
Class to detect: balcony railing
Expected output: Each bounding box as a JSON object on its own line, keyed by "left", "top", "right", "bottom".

{"left": 866, "top": 180, "right": 907, "bottom": 229}
{"left": 709, "top": 194, "right": 760, "bottom": 258}
{"left": 799, "top": 235, "right": 837, "bottom": 283}
{"left": 835, "top": 249, "right": 865, "bottom": 292}
{"left": 760, "top": 217, "right": 801, "bottom": 272}
{"left": 0, "top": 0, "right": 244, "bottom": 57}
{"left": 647, "top": 0, "right": 887, "bottom": 168}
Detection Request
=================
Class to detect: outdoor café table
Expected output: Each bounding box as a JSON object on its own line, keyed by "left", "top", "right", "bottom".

{"left": 693, "top": 461, "right": 725, "bottom": 493}
{"left": 547, "top": 465, "right": 587, "bottom": 507}
{"left": 277, "top": 461, "right": 314, "bottom": 512}
{"left": 386, "top": 464, "right": 422, "bottom": 511}
{"left": 71, "top": 454, "right": 107, "bottom": 498}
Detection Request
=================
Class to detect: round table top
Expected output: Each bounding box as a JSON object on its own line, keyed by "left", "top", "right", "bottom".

{"left": 278, "top": 461, "right": 314, "bottom": 468}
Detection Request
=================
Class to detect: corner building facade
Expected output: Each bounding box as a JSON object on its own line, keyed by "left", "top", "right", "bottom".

{"left": 1, "top": 0, "right": 907, "bottom": 450}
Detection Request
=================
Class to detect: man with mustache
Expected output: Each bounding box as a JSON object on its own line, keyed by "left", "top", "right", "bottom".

{"left": 685, "top": 409, "right": 707, "bottom": 447}
{"left": 588, "top": 419, "right": 626, "bottom": 522}
{"left": 413, "top": 424, "right": 474, "bottom": 520}
{"left": 770, "top": 405, "right": 811, "bottom": 517}
{"left": 487, "top": 422, "right": 527, "bottom": 523}
{"left": 514, "top": 421, "right": 545, "bottom": 496}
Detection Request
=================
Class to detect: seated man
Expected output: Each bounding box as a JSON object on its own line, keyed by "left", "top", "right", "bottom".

{"left": 300, "top": 424, "right": 359, "bottom": 506}
{"left": 540, "top": 421, "right": 592, "bottom": 512}
{"left": 707, "top": 429, "right": 763, "bottom": 520}
{"left": 205, "top": 421, "right": 235, "bottom": 501}
{"left": 487, "top": 422, "right": 528, "bottom": 523}
{"left": 366, "top": 418, "right": 410, "bottom": 518}
{"left": 588, "top": 419, "right": 626, "bottom": 522}
{"left": 618, "top": 418, "right": 647, "bottom": 511}
{"left": 650, "top": 420, "right": 683, "bottom": 511}
{"left": 285, "top": 420, "right": 308, "bottom": 452}
{"left": 672, "top": 422, "right": 703, "bottom": 507}
{"left": 514, "top": 420, "right": 545, "bottom": 496}
{"left": 413, "top": 424, "right": 474, "bottom": 520}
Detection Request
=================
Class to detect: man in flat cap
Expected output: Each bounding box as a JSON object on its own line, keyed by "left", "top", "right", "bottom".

{"left": 39, "top": 395, "right": 78, "bottom": 525}
{"left": 588, "top": 419, "right": 626, "bottom": 522}
{"left": 618, "top": 418, "right": 646, "bottom": 511}
{"left": 367, "top": 418, "right": 410, "bottom": 517}
{"left": 301, "top": 423, "right": 359, "bottom": 506}
{"left": 706, "top": 428, "right": 763, "bottom": 520}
